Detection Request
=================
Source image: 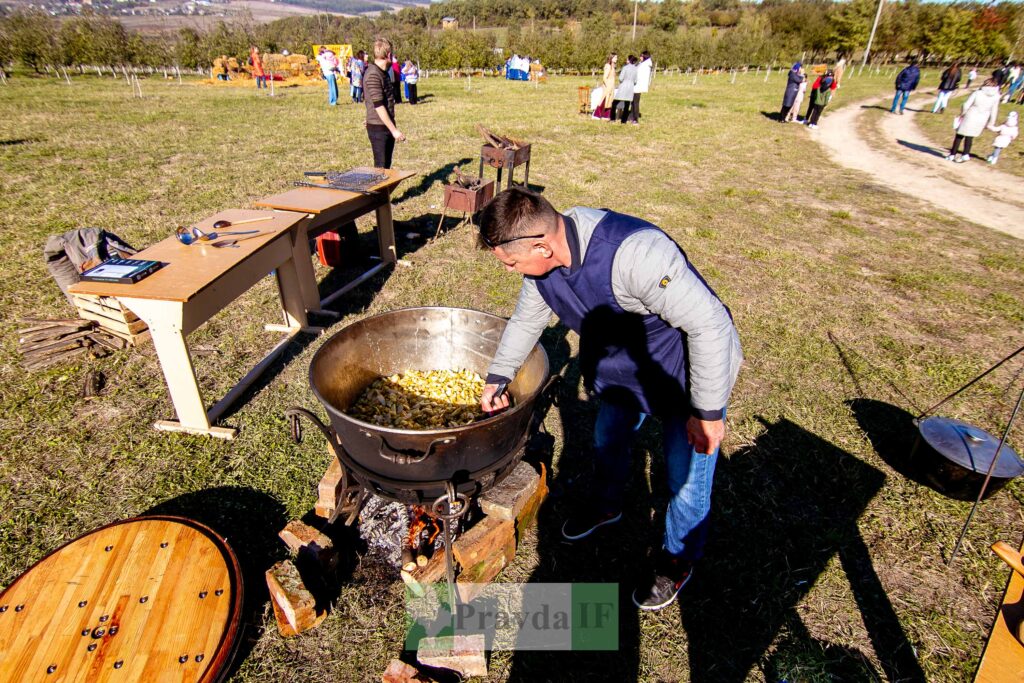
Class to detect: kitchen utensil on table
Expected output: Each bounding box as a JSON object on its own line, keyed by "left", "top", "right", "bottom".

{"left": 175, "top": 226, "right": 259, "bottom": 245}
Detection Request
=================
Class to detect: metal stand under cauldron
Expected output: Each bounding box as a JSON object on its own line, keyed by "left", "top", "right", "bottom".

{"left": 908, "top": 344, "right": 1024, "bottom": 565}
{"left": 287, "top": 307, "right": 551, "bottom": 598}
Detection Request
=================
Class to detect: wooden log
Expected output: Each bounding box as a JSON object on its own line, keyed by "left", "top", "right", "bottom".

{"left": 278, "top": 520, "right": 337, "bottom": 571}
{"left": 18, "top": 321, "right": 94, "bottom": 341}
{"left": 19, "top": 329, "right": 95, "bottom": 354}
{"left": 514, "top": 462, "right": 548, "bottom": 541}
{"left": 17, "top": 317, "right": 82, "bottom": 326}
{"left": 314, "top": 455, "right": 344, "bottom": 519}
{"left": 265, "top": 560, "right": 325, "bottom": 636}
{"left": 89, "top": 331, "right": 127, "bottom": 351}
{"left": 23, "top": 345, "right": 91, "bottom": 370}
{"left": 416, "top": 634, "right": 487, "bottom": 678}
{"left": 20, "top": 338, "right": 87, "bottom": 359}
{"left": 453, "top": 517, "right": 515, "bottom": 570}
{"left": 478, "top": 461, "right": 541, "bottom": 522}
{"left": 456, "top": 538, "right": 516, "bottom": 602}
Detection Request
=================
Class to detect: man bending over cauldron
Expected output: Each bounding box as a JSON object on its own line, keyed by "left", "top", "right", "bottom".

{"left": 478, "top": 187, "right": 743, "bottom": 611}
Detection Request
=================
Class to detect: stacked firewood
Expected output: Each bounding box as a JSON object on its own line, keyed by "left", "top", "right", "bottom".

{"left": 475, "top": 123, "right": 525, "bottom": 150}
{"left": 17, "top": 318, "right": 127, "bottom": 370}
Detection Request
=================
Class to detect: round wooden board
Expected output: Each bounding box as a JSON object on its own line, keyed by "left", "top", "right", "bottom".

{"left": 0, "top": 516, "right": 243, "bottom": 683}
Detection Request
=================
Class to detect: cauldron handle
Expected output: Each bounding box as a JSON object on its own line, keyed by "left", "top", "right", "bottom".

{"left": 359, "top": 431, "right": 456, "bottom": 464}
{"left": 285, "top": 407, "right": 340, "bottom": 450}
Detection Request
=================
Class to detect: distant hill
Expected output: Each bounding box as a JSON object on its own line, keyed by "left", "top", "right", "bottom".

{"left": 280, "top": 0, "right": 424, "bottom": 13}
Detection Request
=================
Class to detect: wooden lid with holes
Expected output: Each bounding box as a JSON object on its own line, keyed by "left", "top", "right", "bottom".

{"left": 0, "top": 516, "right": 243, "bottom": 683}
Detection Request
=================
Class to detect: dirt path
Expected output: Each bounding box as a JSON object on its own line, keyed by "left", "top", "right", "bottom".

{"left": 811, "top": 95, "right": 1024, "bottom": 240}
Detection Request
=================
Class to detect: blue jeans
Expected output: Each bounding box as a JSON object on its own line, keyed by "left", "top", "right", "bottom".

{"left": 326, "top": 74, "right": 338, "bottom": 105}
{"left": 891, "top": 89, "right": 911, "bottom": 113}
{"left": 255, "top": 76, "right": 266, "bottom": 89}
{"left": 593, "top": 400, "right": 722, "bottom": 560}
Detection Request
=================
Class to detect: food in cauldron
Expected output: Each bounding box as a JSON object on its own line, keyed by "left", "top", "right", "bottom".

{"left": 347, "top": 368, "right": 487, "bottom": 429}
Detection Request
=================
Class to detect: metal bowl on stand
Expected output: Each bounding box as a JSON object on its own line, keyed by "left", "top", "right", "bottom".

{"left": 912, "top": 416, "right": 1024, "bottom": 500}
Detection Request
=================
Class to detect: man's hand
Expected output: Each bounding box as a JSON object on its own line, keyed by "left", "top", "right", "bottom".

{"left": 480, "top": 383, "right": 510, "bottom": 413}
{"left": 687, "top": 416, "right": 725, "bottom": 455}
{"left": 392, "top": 128, "right": 407, "bottom": 142}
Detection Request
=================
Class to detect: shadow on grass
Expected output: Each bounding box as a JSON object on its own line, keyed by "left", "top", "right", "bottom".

{"left": 144, "top": 487, "right": 364, "bottom": 678}
{"left": 393, "top": 156, "right": 474, "bottom": 205}
{"left": 506, "top": 311, "right": 924, "bottom": 682}
{"left": 679, "top": 416, "right": 924, "bottom": 683}
{"left": 897, "top": 139, "right": 949, "bottom": 158}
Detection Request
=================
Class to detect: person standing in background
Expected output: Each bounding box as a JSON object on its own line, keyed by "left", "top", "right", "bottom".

{"left": 890, "top": 58, "right": 920, "bottom": 115}
{"left": 785, "top": 66, "right": 807, "bottom": 123}
{"left": 250, "top": 47, "right": 266, "bottom": 91}
{"left": 364, "top": 37, "right": 405, "bottom": 169}
{"left": 402, "top": 59, "right": 419, "bottom": 105}
{"left": 967, "top": 67, "right": 978, "bottom": 89}
{"left": 350, "top": 51, "right": 365, "bottom": 103}
{"left": 391, "top": 54, "right": 403, "bottom": 105}
{"left": 317, "top": 47, "right": 340, "bottom": 106}
{"left": 805, "top": 69, "right": 836, "bottom": 129}
{"left": 634, "top": 50, "right": 652, "bottom": 123}
{"left": 593, "top": 53, "right": 618, "bottom": 121}
{"left": 947, "top": 78, "right": 1001, "bottom": 163}
{"left": 614, "top": 55, "right": 639, "bottom": 124}
{"left": 780, "top": 62, "right": 805, "bottom": 122}
{"left": 932, "top": 62, "right": 961, "bottom": 113}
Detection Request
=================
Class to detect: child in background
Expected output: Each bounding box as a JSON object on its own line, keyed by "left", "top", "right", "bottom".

{"left": 987, "top": 111, "right": 1018, "bottom": 165}
{"left": 967, "top": 67, "right": 978, "bottom": 89}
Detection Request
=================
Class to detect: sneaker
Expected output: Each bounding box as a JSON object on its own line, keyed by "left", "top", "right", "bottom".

{"left": 957, "top": 155, "right": 969, "bottom": 163}
{"left": 561, "top": 507, "right": 622, "bottom": 541}
{"left": 632, "top": 552, "right": 693, "bottom": 611}
{"left": 807, "top": 124, "right": 817, "bottom": 129}
{"left": 946, "top": 154, "right": 956, "bottom": 161}
{"left": 953, "top": 154, "right": 962, "bottom": 162}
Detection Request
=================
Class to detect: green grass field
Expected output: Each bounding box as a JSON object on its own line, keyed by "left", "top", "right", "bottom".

{"left": 1, "top": 68, "right": 1023, "bottom": 682}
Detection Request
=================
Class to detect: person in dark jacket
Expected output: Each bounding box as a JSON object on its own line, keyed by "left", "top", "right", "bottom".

{"left": 363, "top": 37, "right": 405, "bottom": 169}
{"left": 477, "top": 187, "right": 742, "bottom": 612}
{"left": 780, "top": 62, "right": 806, "bottom": 121}
{"left": 891, "top": 59, "right": 921, "bottom": 115}
{"left": 932, "top": 62, "right": 961, "bottom": 113}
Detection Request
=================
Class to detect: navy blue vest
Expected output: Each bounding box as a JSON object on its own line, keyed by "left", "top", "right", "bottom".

{"left": 533, "top": 211, "right": 713, "bottom": 415}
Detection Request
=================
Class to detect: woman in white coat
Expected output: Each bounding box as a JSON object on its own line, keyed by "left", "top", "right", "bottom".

{"left": 947, "top": 78, "right": 1001, "bottom": 162}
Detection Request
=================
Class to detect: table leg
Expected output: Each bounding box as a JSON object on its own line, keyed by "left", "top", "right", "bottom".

{"left": 375, "top": 193, "right": 397, "bottom": 264}
{"left": 289, "top": 217, "right": 323, "bottom": 312}
{"left": 523, "top": 157, "right": 531, "bottom": 189}
{"left": 119, "top": 298, "right": 235, "bottom": 439}
{"left": 272, "top": 258, "right": 320, "bottom": 333}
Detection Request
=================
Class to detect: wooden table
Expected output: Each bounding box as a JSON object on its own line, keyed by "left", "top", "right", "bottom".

{"left": 254, "top": 168, "right": 415, "bottom": 310}
{"left": 69, "top": 209, "right": 317, "bottom": 439}
{"left": 974, "top": 539, "right": 1024, "bottom": 682}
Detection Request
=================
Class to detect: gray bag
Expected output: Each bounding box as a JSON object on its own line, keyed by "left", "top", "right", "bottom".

{"left": 44, "top": 228, "right": 137, "bottom": 305}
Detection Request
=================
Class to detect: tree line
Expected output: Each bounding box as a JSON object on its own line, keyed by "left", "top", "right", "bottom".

{"left": 1, "top": 0, "right": 1021, "bottom": 75}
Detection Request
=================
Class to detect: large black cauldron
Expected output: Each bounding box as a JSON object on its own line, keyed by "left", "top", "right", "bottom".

{"left": 293, "top": 307, "right": 549, "bottom": 504}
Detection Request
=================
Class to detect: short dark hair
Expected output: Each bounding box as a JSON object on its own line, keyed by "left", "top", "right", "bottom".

{"left": 478, "top": 187, "right": 558, "bottom": 251}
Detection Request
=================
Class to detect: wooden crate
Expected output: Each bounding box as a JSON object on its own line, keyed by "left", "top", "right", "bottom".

{"left": 72, "top": 294, "right": 150, "bottom": 346}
